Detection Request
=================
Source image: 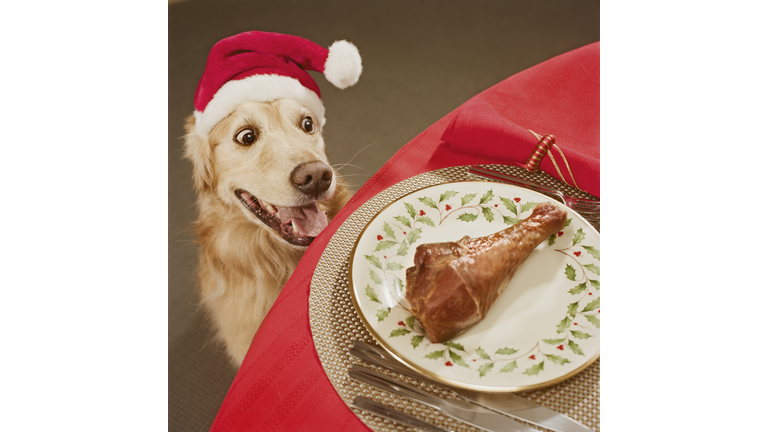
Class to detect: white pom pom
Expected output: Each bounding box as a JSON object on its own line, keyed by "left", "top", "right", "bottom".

{"left": 324, "top": 40, "right": 362, "bottom": 89}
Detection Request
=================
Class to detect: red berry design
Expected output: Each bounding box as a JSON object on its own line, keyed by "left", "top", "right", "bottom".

{"left": 514, "top": 198, "right": 521, "bottom": 202}
{"left": 588, "top": 292, "right": 592, "bottom": 295}
{"left": 494, "top": 204, "right": 498, "bottom": 207}
{"left": 398, "top": 321, "right": 405, "bottom": 327}
{"left": 529, "top": 355, "right": 536, "bottom": 360}
{"left": 377, "top": 235, "right": 383, "bottom": 241}
{"left": 383, "top": 256, "right": 387, "bottom": 259}
{"left": 403, "top": 231, "right": 407, "bottom": 235}
{"left": 419, "top": 210, "right": 426, "bottom": 216}
{"left": 558, "top": 231, "right": 564, "bottom": 237}
{"left": 445, "top": 361, "right": 453, "bottom": 367}
{"left": 574, "top": 251, "right": 581, "bottom": 257}
{"left": 574, "top": 323, "right": 578, "bottom": 326}
{"left": 445, "top": 204, "right": 452, "bottom": 211}
{"left": 557, "top": 344, "right": 564, "bottom": 350}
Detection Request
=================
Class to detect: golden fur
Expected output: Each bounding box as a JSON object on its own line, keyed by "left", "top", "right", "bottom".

{"left": 184, "top": 99, "right": 351, "bottom": 367}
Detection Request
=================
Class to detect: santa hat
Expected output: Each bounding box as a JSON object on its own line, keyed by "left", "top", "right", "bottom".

{"left": 193, "top": 31, "right": 363, "bottom": 137}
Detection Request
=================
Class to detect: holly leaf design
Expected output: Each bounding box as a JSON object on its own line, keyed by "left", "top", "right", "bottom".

{"left": 571, "top": 330, "right": 592, "bottom": 339}
{"left": 582, "top": 245, "right": 600, "bottom": 260}
{"left": 569, "top": 282, "right": 587, "bottom": 295}
{"left": 482, "top": 207, "right": 494, "bottom": 222}
{"left": 500, "top": 360, "right": 518, "bottom": 373}
{"left": 495, "top": 347, "right": 518, "bottom": 355}
{"left": 405, "top": 315, "right": 416, "bottom": 329}
{"left": 548, "top": 233, "right": 557, "bottom": 246}
{"left": 394, "top": 215, "right": 411, "bottom": 228}
{"left": 375, "top": 240, "right": 398, "bottom": 251}
{"left": 383, "top": 222, "right": 395, "bottom": 238}
{"left": 365, "top": 285, "right": 379, "bottom": 303}
{"left": 568, "top": 340, "right": 585, "bottom": 356}
{"left": 585, "top": 264, "right": 600, "bottom": 275}
{"left": 474, "top": 348, "right": 490, "bottom": 360}
{"left": 425, "top": 350, "right": 444, "bottom": 360}
{"left": 365, "top": 255, "right": 383, "bottom": 270}
{"left": 478, "top": 362, "right": 494, "bottom": 377}
{"left": 523, "top": 362, "right": 545, "bottom": 376}
{"left": 411, "top": 335, "right": 424, "bottom": 348}
{"left": 557, "top": 316, "right": 572, "bottom": 333}
{"left": 521, "top": 202, "right": 538, "bottom": 213}
{"left": 585, "top": 315, "right": 600, "bottom": 328}
{"left": 386, "top": 262, "right": 404, "bottom": 271}
{"left": 572, "top": 228, "right": 586, "bottom": 246}
{"left": 393, "top": 276, "right": 404, "bottom": 292}
{"left": 405, "top": 202, "right": 416, "bottom": 218}
{"left": 500, "top": 197, "right": 517, "bottom": 214}
{"left": 458, "top": 213, "right": 478, "bottom": 222}
{"left": 545, "top": 354, "right": 571, "bottom": 366}
{"left": 564, "top": 264, "right": 577, "bottom": 281}
{"left": 390, "top": 328, "right": 411, "bottom": 337}
{"left": 439, "top": 191, "right": 458, "bottom": 202}
{"left": 396, "top": 240, "right": 409, "bottom": 256}
{"left": 376, "top": 307, "right": 390, "bottom": 322}
{"left": 418, "top": 197, "right": 438, "bottom": 210}
{"left": 369, "top": 270, "right": 382, "bottom": 285}
{"left": 448, "top": 350, "right": 469, "bottom": 368}
{"left": 589, "top": 279, "right": 600, "bottom": 290}
{"left": 567, "top": 302, "right": 579, "bottom": 318}
{"left": 581, "top": 297, "right": 600, "bottom": 313}
{"left": 503, "top": 216, "right": 522, "bottom": 225}
{"left": 543, "top": 338, "right": 566, "bottom": 345}
{"left": 565, "top": 218, "right": 572, "bottom": 227}
{"left": 407, "top": 228, "right": 422, "bottom": 245}
{"left": 479, "top": 190, "right": 494, "bottom": 205}
{"left": 443, "top": 341, "right": 465, "bottom": 352}
{"left": 461, "top": 193, "right": 477, "bottom": 206}
{"left": 416, "top": 217, "right": 435, "bottom": 227}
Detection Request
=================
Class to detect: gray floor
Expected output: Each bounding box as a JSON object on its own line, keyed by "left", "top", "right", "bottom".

{"left": 169, "top": 1, "right": 599, "bottom": 430}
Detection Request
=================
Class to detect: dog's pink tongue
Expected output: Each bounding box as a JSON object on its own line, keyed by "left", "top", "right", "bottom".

{"left": 278, "top": 203, "right": 328, "bottom": 238}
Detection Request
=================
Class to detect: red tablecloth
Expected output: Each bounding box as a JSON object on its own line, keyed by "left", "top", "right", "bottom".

{"left": 210, "top": 41, "right": 599, "bottom": 432}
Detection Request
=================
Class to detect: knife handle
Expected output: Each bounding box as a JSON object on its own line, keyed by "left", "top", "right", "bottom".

{"left": 349, "top": 364, "right": 444, "bottom": 410}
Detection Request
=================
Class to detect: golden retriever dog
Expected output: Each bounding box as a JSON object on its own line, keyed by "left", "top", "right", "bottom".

{"left": 184, "top": 98, "right": 352, "bottom": 367}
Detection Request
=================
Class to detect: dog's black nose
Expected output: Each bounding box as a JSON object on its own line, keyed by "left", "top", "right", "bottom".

{"left": 292, "top": 161, "right": 333, "bottom": 197}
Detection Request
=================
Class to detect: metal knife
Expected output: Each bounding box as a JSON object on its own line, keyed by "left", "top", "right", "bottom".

{"left": 351, "top": 396, "right": 452, "bottom": 432}
{"left": 351, "top": 341, "right": 593, "bottom": 432}
{"left": 350, "top": 364, "right": 539, "bottom": 432}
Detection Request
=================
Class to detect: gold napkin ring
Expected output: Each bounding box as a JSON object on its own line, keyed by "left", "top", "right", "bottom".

{"left": 524, "top": 134, "right": 556, "bottom": 172}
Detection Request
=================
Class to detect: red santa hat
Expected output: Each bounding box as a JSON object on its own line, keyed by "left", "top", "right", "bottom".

{"left": 192, "top": 31, "right": 363, "bottom": 137}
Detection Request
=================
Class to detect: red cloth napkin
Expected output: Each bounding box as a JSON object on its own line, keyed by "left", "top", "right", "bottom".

{"left": 441, "top": 48, "right": 600, "bottom": 197}
{"left": 209, "top": 41, "right": 599, "bottom": 432}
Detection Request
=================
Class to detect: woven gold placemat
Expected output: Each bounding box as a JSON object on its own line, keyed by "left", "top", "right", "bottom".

{"left": 309, "top": 165, "right": 600, "bottom": 431}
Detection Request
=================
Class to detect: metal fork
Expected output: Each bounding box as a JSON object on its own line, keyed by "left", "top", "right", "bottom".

{"left": 468, "top": 166, "right": 600, "bottom": 215}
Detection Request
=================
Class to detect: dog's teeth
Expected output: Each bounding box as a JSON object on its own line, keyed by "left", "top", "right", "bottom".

{"left": 264, "top": 203, "right": 276, "bottom": 213}
{"left": 291, "top": 221, "right": 297, "bottom": 233}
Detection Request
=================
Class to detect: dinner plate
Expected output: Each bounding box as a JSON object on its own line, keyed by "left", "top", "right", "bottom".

{"left": 349, "top": 180, "right": 600, "bottom": 392}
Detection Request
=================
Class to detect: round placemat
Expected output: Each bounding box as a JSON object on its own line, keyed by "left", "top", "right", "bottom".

{"left": 309, "top": 165, "right": 600, "bottom": 431}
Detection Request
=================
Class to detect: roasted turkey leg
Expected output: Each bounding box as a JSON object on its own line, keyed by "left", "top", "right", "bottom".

{"left": 405, "top": 202, "right": 568, "bottom": 343}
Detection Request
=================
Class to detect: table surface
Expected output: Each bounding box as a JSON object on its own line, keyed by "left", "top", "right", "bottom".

{"left": 210, "top": 41, "right": 600, "bottom": 432}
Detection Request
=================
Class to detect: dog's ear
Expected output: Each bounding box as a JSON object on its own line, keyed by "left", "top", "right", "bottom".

{"left": 183, "top": 115, "right": 215, "bottom": 193}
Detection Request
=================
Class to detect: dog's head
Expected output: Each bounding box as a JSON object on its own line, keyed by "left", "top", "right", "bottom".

{"left": 184, "top": 98, "right": 340, "bottom": 247}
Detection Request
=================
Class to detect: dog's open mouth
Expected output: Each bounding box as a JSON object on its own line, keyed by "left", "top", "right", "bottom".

{"left": 235, "top": 189, "right": 328, "bottom": 247}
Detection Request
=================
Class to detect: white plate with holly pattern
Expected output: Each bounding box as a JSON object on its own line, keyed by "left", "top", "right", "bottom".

{"left": 348, "top": 181, "right": 600, "bottom": 392}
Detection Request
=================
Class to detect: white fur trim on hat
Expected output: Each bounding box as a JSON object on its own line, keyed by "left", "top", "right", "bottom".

{"left": 324, "top": 40, "right": 362, "bottom": 89}
{"left": 194, "top": 74, "right": 326, "bottom": 137}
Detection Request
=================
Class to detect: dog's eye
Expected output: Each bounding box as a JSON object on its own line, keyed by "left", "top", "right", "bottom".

{"left": 235, "top": 129, "right": 257, "bottom": 146}
{"left": 301, "top": 117, "right": 315, "bottom": 133}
